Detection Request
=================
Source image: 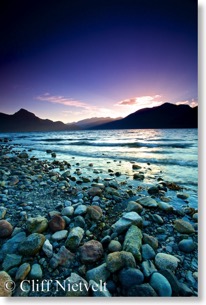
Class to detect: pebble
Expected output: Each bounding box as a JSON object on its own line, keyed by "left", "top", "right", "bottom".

{"left": 143, "top": 233, "right": 158, "bottom": 250}
{"left": 141, "top": 260, "right": 157, "bottom": 277}
{"left": 51, "top": 230, "right": 68, "bottom": 241}
{"left": 27, "top": 216, "right": 48, "bottom": 233}
{"left": 29, "top": 263, "right": 43, "bottom": 279}
{"left": 15, "top": 263, "right": 31, "bottom": 281}
{"left": 108, "top": 240, "right": 122, "bottom": 252}
{"left": 86, "top": 263, "right": 110, "bottom": 283}
{"left": 80, "top": 240, "right": 104, "bottom": 263}
{"left": 178, "top": 239, "right": 196, "bottom": 253}
{"left": 177, "top": 193, "right": 189, "bottom": 200}
{"left": 87, "top": 205, "right": 102, "bottom": 220}
{"left": 127, "top": 283, "right": 157, "bottom": 296}
{"left": 42, "top": 239, "right": 53, "bottom": 258}
{"left": 0, "top": 207, "right": 7, "bottom": 219}
{"left": 18, "top": 233, "right": 46, "bottom": 256}
{"left": 150, "top": 272, "right": 172, "bottom": 296}
{"left": 48, "top": 214, "right": 66, "bottom": 232}
{"left": 2, "top": 254, "right": 22, "bottom": 271}
{"left": 126, "top": 201, "right": 143, "bottom": 213}
{"left": 65, "top": 226, "right": 84, "bottom": 251}
{"left": 49, "top": 246, "right": 75, "bottom": 269}
{"left": 106, "top": 251, "right": 136, "bottom": 273}
{"left": 123, "top": 225, "right": 142, "bottom": 262}
{"left": 61, "top": 206, "right": 74, "bottom": 217}
{"left": 65, "top": 273, "right": 89, "bottom": 296}
{"left": 0, "top": 271, "right": 13, "bottom": 296}
{"left": 142, "top": 244, "right": 156, "bottom": 260}
{"left": 0, "top": 219, "right": 13, "bottom": 238}
{"left": 137, "top": 196, "right": 158, "bottom": 207}
{"left": 74, "top": 205, "right": 87, "bottom": 215}
{"left": 155, "top": 253, "right": 180, "bottom": 271}
{"left": 119, "top": 268, "right": 144, "bottom": 289}
{"left": 174, "top": 219, "right": 195, "bottom": 234}
{"left": 112, "top": 212, "right": 143, "bottom": 233}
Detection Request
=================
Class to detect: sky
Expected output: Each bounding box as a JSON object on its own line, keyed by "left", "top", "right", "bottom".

{"left": 0, "top": 0, "right": 197, "bottom": 123}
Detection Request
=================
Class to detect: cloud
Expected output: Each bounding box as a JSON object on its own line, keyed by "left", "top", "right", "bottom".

{"left": 176, "top": 98, "right": 198, "bottom": 108}
{"left": 116, "top": 95, "right": 164, "bottom": 108}
{"left": 36, "top": 93, "right": 89, "bottom": 109}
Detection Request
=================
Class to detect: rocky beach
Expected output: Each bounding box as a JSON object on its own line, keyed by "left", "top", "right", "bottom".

{"left": 0, "top": 137, "right": 198, "bottom": 297}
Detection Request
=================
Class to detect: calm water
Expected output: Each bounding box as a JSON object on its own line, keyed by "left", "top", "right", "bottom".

{"left": 1, "top": 129, "right": 198, "bottom": 207}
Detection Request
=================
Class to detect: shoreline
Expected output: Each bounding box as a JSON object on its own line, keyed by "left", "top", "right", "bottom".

{"left": 0, "top": 140, "right": 198, "bottom": 297}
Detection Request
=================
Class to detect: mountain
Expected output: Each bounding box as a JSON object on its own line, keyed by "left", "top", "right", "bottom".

{"left": 92, "top": 103, "right": 198, "bottom": 129}
{"left": 68, "top": 117, "right": 122, "bottom": 129}
{"left": 0, "top": 109, "right": 79, "bottom": 132}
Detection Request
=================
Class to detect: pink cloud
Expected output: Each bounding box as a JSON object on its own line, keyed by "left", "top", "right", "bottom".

{"left": 176, "top": 99, "right": 198, "bottom": 108}
{"left": 116, "top": 95, "right": 164, "bottom": 108}
{"left": 36, "top": 93, "right": 88, "bottom": 109}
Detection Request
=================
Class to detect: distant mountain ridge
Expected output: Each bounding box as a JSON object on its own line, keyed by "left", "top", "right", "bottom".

{"left": 0, "top": 109, "right": 78, "bottom": 132}
{"left": 92, "top": 103, "right": 198, "bottom": 129}
{"left": 68, "top": 117, "right": 122, "bottom": 129}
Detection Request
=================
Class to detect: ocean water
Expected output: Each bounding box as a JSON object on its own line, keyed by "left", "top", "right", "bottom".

{"left": 1, "top": 128, "right": 198, "bottom": 208}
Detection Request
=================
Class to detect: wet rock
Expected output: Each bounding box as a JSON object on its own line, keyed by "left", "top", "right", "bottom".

{"left": 155, "top": 253, "right": 180, "bottom": 271}
{"left": 61, "top": 206, "right": 74, "bottom": 217}
{"left": 192, "top": 213, "right": 198, "bottom": 222}
{"left": 15, "top": 263, "right": 31, "bottom": 281}
{"left": 119, "top": 268, "right": 144, "bottom": 289}
{"left": 148, "top": 186, "right": 159, "bottom": 195}
{"left": 74, "top": 205, "right": 87, "bottom": 216}
{"left": 151, "top": 214, "right": 164, "bottom": 224}
{"left": 178, "top": 282, "right": 194, "bottom": 296}
{"left": 48, "top": 215, "right": 66, "bottom": 232}
{"left": 80, "top": 240, "right": 103, "bottom": 263}
{"left": 112, "top": 212, "right": 143, "bottom": 234}
{"left": 51, "top": 230, "right": 68, "bottom": 241}
{"left": 127, "top": 283, "right": 157, "bottom": 296}
{"left": 65, "top": 273, "right": 89, "bottom": 296}
{"left": 50, "top": 246, "right": 75, "bottom": 269}
{"left": 133, "top": 173, "right": 144, "bottom": 180}
{"left": 0, "top": 219, "right": 13, "bottom": 238}
{"left": 159, "top": 269, "right": 180, "bottom": 296}
{"left": 0, "top": 271, "right": 13, "bottom": 296}
{"left": 137, "top": 196, "right": 158, "bottom": 208}
{"left": 141, "top": 260, "right": 157, "bottom": 278}
{"left": 27, "top": 216, "right": 48, "bottom": 233}
{"left": 106, "top": 251, "right": 136, "bottom": 273}
{"left": 0, "top": 207, "right": 7, "bottom": 219}
{"left": 86, "top": 263, "right": 110, "bottom": 283}
{"left": 150, "top": 272, "right": 172, "bottom": 296}
{"left": 18, "top": 233, "right": 46, "bottom": 256}
{"left": 2, "top": 254, "right": 22, "bottom": 271}
{"left": 178, "top": 239, "right": 196, "bottom": 253}
{"left": 108, "top": 240, "right": 122, "bottom": 252}
{"left": 89, "top": 280, "right": 111, "bottom": 297}
{"left": 126, "top": 201, "right": 143, "bottom": 213}
{"left": 174, "top": 219, "right": 195, "bottom": 234}
{"left": 88, "top": 187, "right": 102, "bottom": 197}
{"left": 65, "top": 226, "right": 84, "bottom": 251}
{"left": 157, "top": 201, "right": 173, "bottom": 212}
{"left": 18, "top": 152, "right": 29, "bottom": 158}
{"left": 29, "top": 263, "right": 42, "bottom": 279}
{"left": 42, "top": 239, "right": 53, "bottom": 258}
{"left": 177, "top": 193, "right": 189, "bottom": 200}
{"left": 123, "top": 225, "right": 142, "bottom": 262}
{"left": 143, "top": 233, "right": 158, "bottom": 250}
{"left": 142, "top": 244, "right": 156, "bottom": 260}
{"left": 74, "top": 216, "right": 86, "bottom": 228}
{"left": 0, "top": 232, "right": 27, "bottom": 259}
{"left": 132, "top": 164, "right": 142, "bottom": 170}
{"left": 87, "top": 206, "right": 103, "bottom": 220}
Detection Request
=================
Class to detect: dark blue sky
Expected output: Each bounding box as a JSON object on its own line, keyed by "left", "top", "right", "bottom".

{"left": 0, "top": 0, "right": 197, "bottom": 122}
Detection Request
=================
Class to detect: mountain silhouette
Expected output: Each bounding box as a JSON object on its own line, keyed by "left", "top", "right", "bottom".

{"left": 92, "top": 103, "right": 198, "bottom": 129}
{"left": 0, "top": 109, "right": 78, "bottom": 132}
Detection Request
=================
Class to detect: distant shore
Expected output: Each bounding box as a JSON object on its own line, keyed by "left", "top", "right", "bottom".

{"left": 0, "top": 139, "right": 198, "bottom": 297}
